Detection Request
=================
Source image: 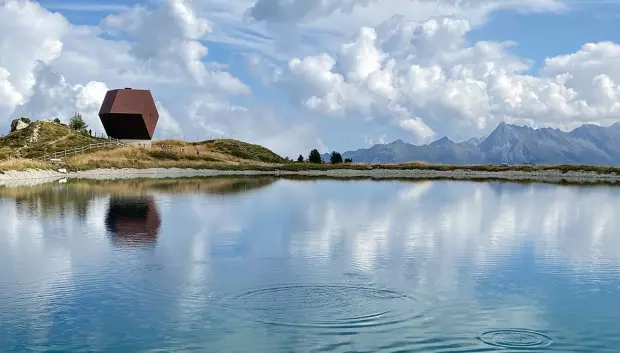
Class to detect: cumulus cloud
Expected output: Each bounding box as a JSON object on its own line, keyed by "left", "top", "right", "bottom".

{"left": 0, "top": 0, "right": 259, "bottom": 144}
{"left": 187, "top": 94, "right": 321, "bottom": 156}
{"left": 266, "top": 15, "right": 620, "bottom": 142}
{"left": 2, "top": 0, "right": 618, "bottom": 154}
{"left": 154, "top": 102, "right": 184, "bottom": 138}
{"left": 0, "top": 0, "right": 67, "bottom": 109}
{"left": 189, "top": 0, "right": 566, "bottom": 64}
{"left": 0, "top": 68, "right": 23, "bottom": 109}
{"left": 99, "top": 0, "right": 249, "bottom": 94}
{"left": 11, "top": 64, "right": 109, "bottom": 132}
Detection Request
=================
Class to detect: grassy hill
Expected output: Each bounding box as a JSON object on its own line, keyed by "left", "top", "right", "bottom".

{"left": 0, "top": 120, "right": 287, "bottom": 171}
{"left": 150, "top": 138, "right": 285, "bottom": 163}
{"left": 65, "top": 140, "right": 286, "bottom": 170}
{"left": 0, "top": 120, "right": 102, "bottom": 159}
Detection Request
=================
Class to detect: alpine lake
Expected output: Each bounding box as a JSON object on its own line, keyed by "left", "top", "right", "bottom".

{"left": 0, "top": 176, "right": 619, "bottom": 352}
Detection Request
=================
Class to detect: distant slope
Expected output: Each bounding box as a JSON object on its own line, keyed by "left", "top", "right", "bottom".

{"left": 0, "top": 120, "right": 101, "bottom": 159}
{"left": 336, "top": 122, "right": 620, "bottom": 165}
{"left": 202, "top": 139, "right": 285, "bottom": 163}
{"left": 66, "top": 138, "right": 286, "bottom": 169}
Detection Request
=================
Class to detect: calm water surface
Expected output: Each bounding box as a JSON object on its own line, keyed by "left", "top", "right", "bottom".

{"left": 0, "top": 177, "right": 619, "bottom": 352}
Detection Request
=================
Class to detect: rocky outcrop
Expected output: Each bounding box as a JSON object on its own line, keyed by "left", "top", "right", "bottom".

{"left": 10, "top": 118, "right": 30, "bottom": 132}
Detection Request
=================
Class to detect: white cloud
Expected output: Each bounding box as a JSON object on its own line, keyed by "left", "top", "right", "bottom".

{"left": 99, "top": 0, "right": 249, "bottom": 94}
{"left": 11, "top": 64, "right": 109, "bottom": 132}
{"left": 181, "top": 0, "right": 565, "bottom": 64}
{"left": 399, "top": 117, "right": 435, "bottom": 140}
{"left": 186, "top": 94, "right": 321, "bottom": 155}
{"left": 0, "top": 67, "right": 23, "bottom": 108}
{"left": 245, "top": 0, "right": 565, "bottom": 25}
{"left": 155, "top": 102, "right": 184, "bottom": 138}
{"left": 3, "top": 0, "right": 620, "bottom": 154}
{"left": 0, "top": 0, "right": 67, "bottom": 101}
{"left": 364, "top": 133, "right": 387, "bottom": 146}
{"left": 266, "top": 15, "right": 620, "bottom": 142}
{"left": 0, "top": 0, "right": 253, "bottom": 145}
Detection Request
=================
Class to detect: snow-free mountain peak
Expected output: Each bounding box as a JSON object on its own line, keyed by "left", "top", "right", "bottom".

{"left": 336, "top": 122, "right": 620, "bottom": 165}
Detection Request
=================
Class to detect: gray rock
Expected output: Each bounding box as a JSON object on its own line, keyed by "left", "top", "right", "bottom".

{"left": 10, "top": 119, "right": 29, "bottom": 132}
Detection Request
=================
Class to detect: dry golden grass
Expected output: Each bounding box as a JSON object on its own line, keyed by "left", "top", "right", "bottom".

{"left": 0, "top": 121, "right": 102, "bottom": 159}
{"left": 55, "top": 146, "right": 620, "bottom": 175}
{"left": 64, "top": 143, "right": 280, "bottom": 170}
{"left": 153, "top": 139, "right": 285, "bottom": 163}
{"left": 0, "top": 158, "right": 52, "bottom": 171}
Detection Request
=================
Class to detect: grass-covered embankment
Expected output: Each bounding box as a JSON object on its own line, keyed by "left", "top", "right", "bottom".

{"left": 4, "top": 153, "right": 620, "bottom": 177}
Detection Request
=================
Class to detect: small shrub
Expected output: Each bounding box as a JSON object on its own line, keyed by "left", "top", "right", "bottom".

{"left": 308, "top": 149, "right": 322, "bottom": 164}
{"left": 69, "top": 112, "right": 88, "bottom": 131}
{"left": 330, "top": 151, "right": 343, "bottom": 164}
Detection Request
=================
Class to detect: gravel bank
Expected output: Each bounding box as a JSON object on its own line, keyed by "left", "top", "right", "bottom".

{"left": 0, "top": 167, "right": 619, "bottom": 185}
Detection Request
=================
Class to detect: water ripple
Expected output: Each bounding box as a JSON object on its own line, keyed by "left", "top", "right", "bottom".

{"left": 219, "top": 284, "right": 424, "bottom": 331}
{"left": 479, "top": 329, "right": 553, "bottom": 349}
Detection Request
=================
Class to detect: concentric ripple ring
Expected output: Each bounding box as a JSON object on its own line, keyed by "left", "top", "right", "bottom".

{"left": 479, "top": 329, "right": 553, "bottom": 349}
{"left": 219, "top": 284, "right": 422, "bottom": 329}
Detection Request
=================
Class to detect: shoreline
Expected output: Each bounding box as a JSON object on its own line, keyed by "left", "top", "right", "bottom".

{"left": 1, "top": 167, "right": 620, "bottom": 185}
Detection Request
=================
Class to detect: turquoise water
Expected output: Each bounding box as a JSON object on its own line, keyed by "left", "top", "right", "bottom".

{"left": 0, "top": 177, "right": 619, "bottom": 352}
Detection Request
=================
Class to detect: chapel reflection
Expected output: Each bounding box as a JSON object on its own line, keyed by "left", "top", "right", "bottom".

{"left": 105, "top": 196, "right": 161, "bottom": 247}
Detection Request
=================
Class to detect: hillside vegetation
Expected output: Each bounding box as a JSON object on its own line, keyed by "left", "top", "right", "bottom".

{"left": 65, "top": 138, "right": 285, "bottom": 170}
{"left": 0, "top": 120, "right": 287, "bottom": 170}
{"left": 152, "top": 138, "right": 285, "bottom": 163}
{"left": 0, "top": 120, "right": 101, "bottom": 159}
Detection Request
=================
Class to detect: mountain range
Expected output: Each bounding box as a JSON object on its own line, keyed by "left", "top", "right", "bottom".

{"left": 322, "top": 122, "right": 620, "bottom": 165}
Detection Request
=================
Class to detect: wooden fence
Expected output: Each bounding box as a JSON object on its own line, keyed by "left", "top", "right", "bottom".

{"left": 38, "top": 138, "right": 127, "bottom": 161}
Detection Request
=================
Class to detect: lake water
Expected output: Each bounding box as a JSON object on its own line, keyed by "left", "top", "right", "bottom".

{"left": 0, "top": 177, "right": 619, "bottom": 352}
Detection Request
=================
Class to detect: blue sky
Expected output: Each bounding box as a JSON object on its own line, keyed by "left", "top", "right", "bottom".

{"left": 468, "top": 4, "right": 620, "bottom": 70}
{"left": 2, "top": 0, "right": 620, "bottom": 156}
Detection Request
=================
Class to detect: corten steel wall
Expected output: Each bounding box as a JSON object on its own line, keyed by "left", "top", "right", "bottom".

{"left": 98, "top": 88, "right": 159, "bottom": 140}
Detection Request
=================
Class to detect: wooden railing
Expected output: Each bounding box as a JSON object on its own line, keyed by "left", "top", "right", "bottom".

{"left": 38, "top": 138, "right": 127, "bottom": 161}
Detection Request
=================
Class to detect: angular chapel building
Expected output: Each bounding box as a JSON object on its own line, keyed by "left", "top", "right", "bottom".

{"left": 98, "top": 88, "right": 159, "bottom": 144}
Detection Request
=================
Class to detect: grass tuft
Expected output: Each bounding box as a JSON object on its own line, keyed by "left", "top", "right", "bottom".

{"left": 0, "top": 158, "right": 52, "bottom": 172}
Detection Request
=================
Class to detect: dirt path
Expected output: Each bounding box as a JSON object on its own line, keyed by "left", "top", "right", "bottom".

{"left": 16, "top": 124, "right": 42, "bottom": 156}
{"left": 43, "top": 133, "right": 72, "bottom": 147}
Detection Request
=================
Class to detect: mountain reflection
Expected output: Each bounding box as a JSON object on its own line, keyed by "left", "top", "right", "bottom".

{"left": 105, "top": 196, "right": 161, "bottom": 247}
